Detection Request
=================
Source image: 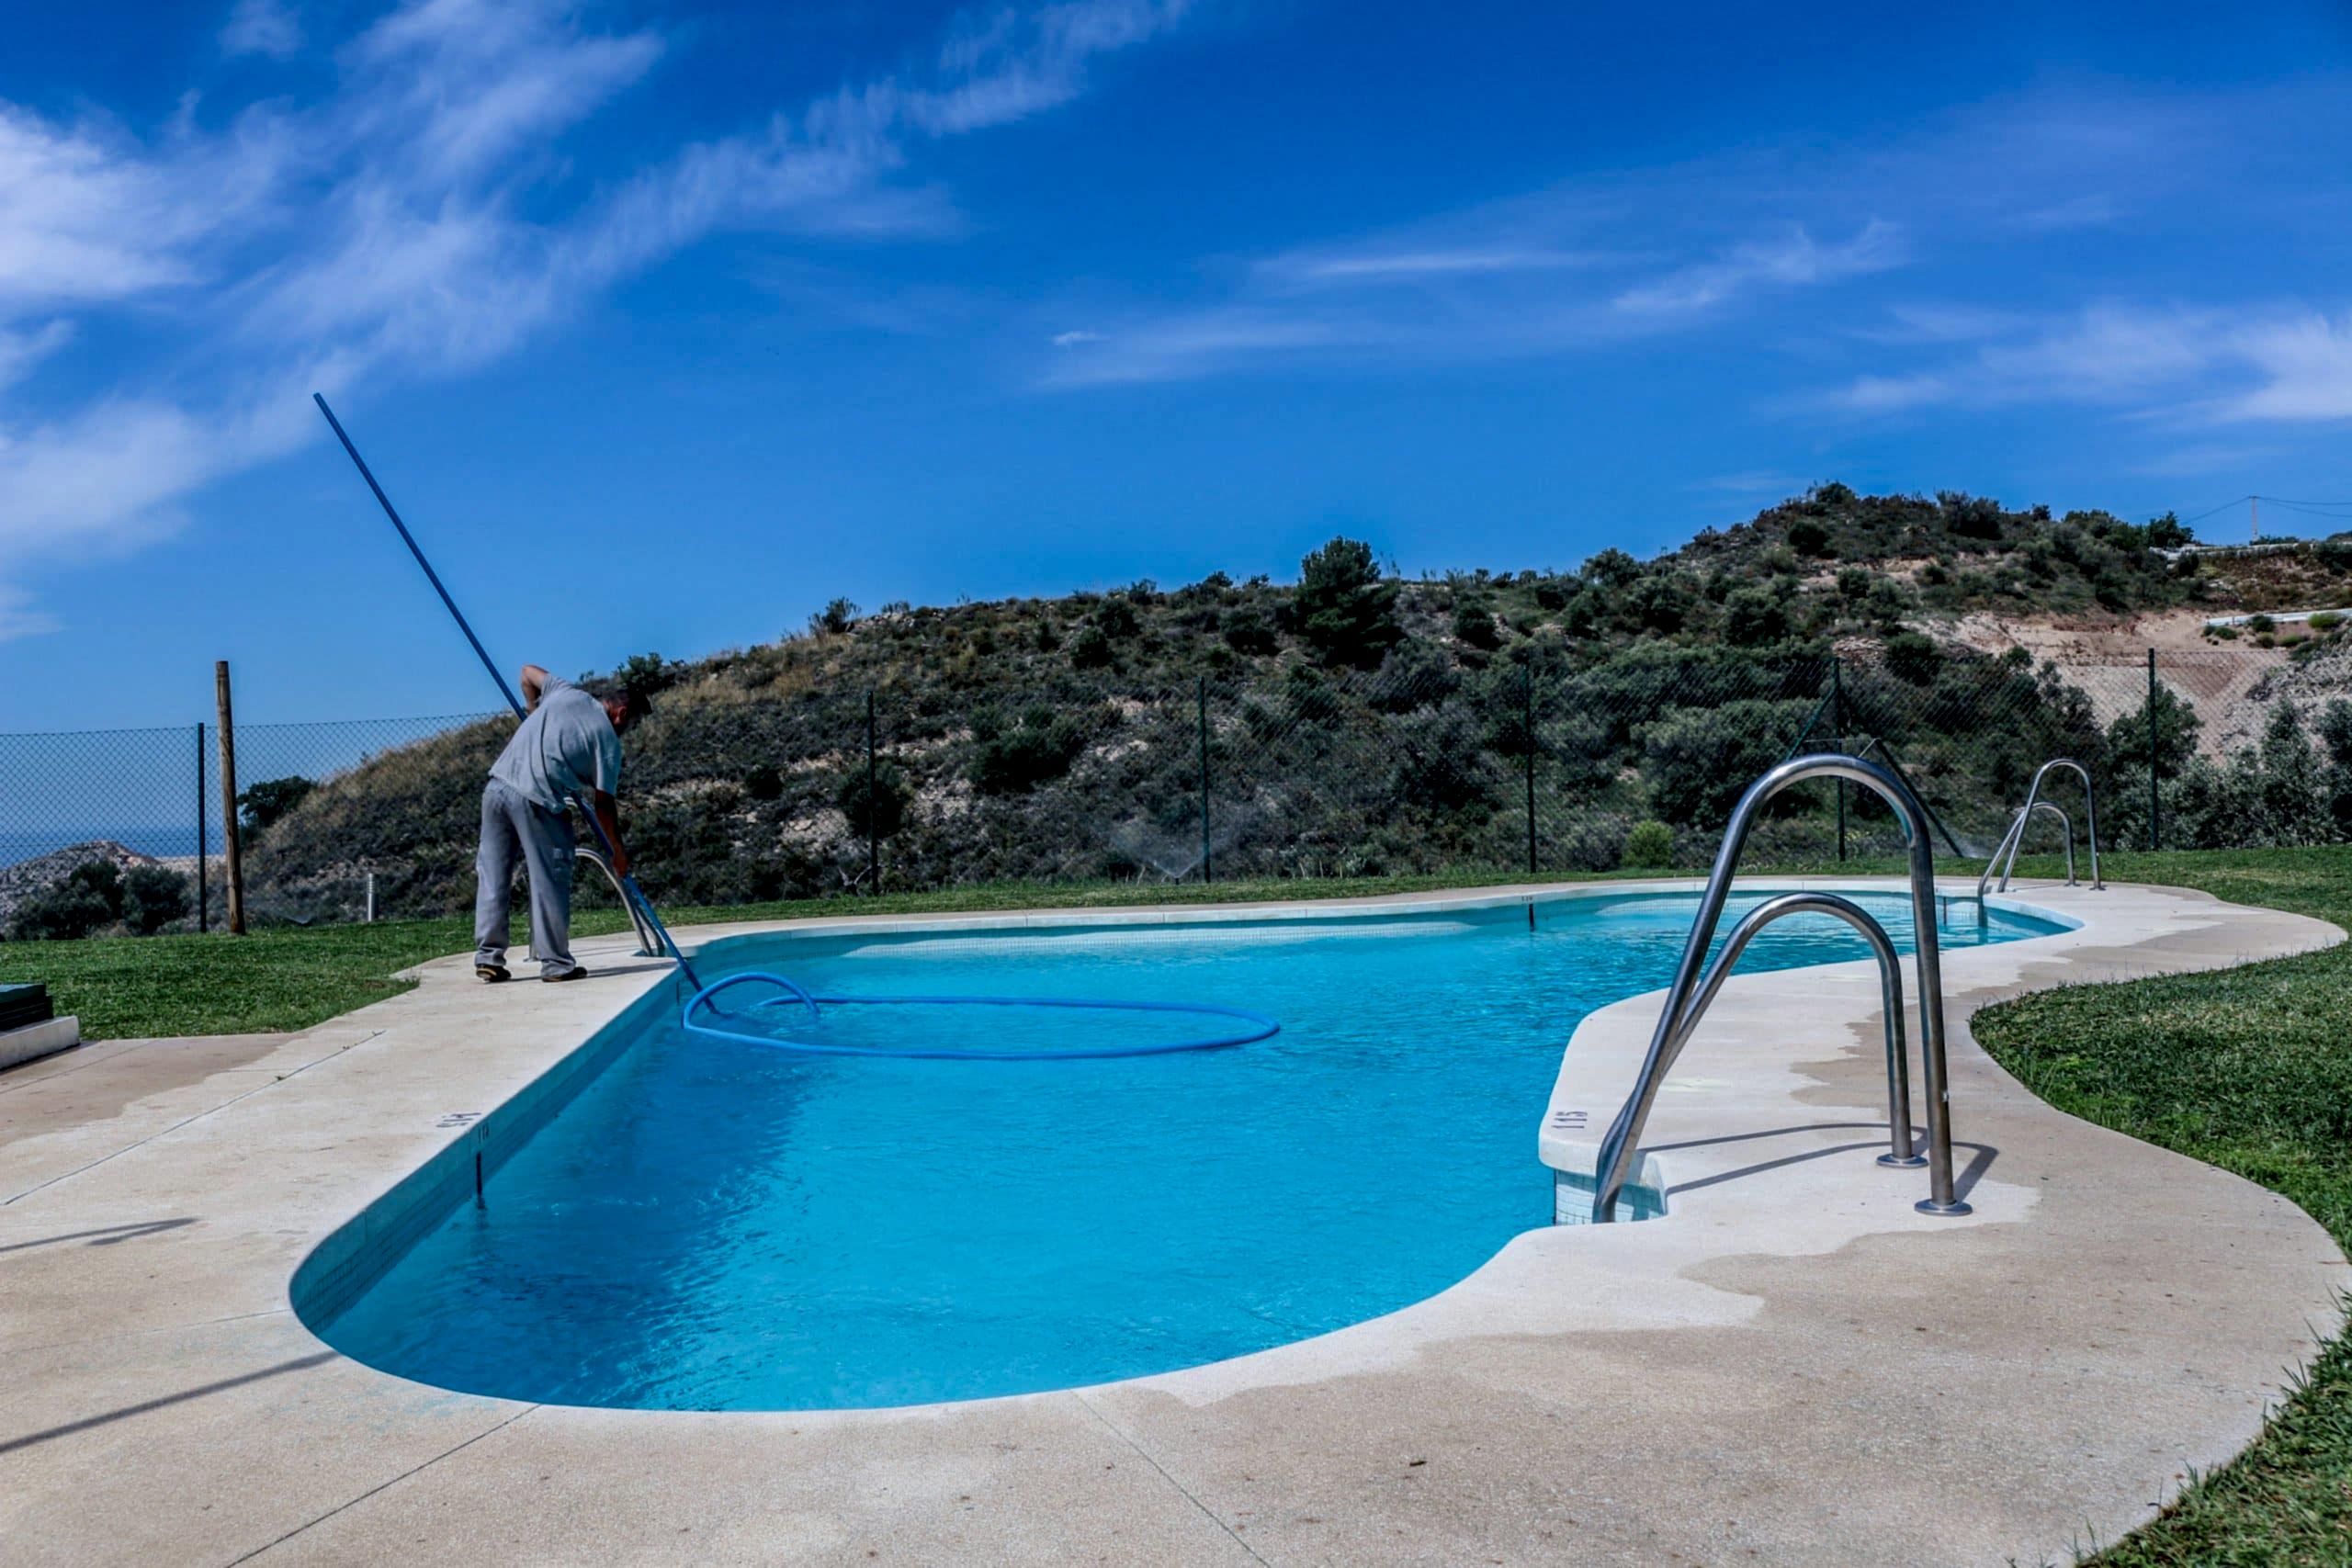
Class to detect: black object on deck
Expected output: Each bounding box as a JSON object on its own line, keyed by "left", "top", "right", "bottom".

{"left": 0, "top": 984, "right": 55, "bottom": 1032}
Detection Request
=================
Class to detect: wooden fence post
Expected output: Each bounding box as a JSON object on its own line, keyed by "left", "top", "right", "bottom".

{"left": 216, "top": 661, "right": 245, "bottom": 935}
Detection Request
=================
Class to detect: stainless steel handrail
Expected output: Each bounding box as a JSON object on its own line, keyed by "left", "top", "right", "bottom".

{"left": 2015, "top": 801, "right": 2075, "bottom": 885}
{"left": 1589, "top": 752, "right": 1969, "bottom": 1222}
{"left": 576, "top": 846, "right": 662, "bottom": 957}
{"left": 1586, "top": 893, "right": 1923, "bottom": 1225}
{"left": 1976, "top": 757, "right": 2101, "bottom": 897}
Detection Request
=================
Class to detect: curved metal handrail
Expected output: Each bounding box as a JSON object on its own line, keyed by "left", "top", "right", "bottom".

{"left": 1587, "top": 894, "right": 1923, "bottom": 1223}
{"left": 1976, "top": 758, "right": 2101, "bottom": 897}
{"left": 576, "top": 846, "right": 662, "bottom": 957}
{"left": 1590, "top": 752, "right": 1969, "bottom": 1222}
{"left": 2012, "top": 801, "right": 2075, "bottom": 885}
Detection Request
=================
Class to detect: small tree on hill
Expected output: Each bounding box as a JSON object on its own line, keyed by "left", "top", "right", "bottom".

{"left": 1294, "top": 537, "right": 1400, "bottom": 669}
{"left": 238, "top": 776, "right": 316, "bottom": 840}
{"left": 2106, "top": 684, "right": 2202, "bottom": 781}
{"left": 808, "top": 600, "right": 861, "bottom": 637}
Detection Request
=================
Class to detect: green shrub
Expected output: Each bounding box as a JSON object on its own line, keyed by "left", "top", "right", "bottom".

{"left": 1638, "top": 697, "right": 1819, "bottom": 827}
{"left": 1068, "top": 624, "right": 1114, "bottom": 670}
{"left": 808, "top": 599, "right": 860, "bottom": 637}
{"left": 1786, "top": 518, "right": 1833, "bottom": 557}
{"left": 743, "top": 763, "right": 784, "bottom": 802}
{"left": 1451, "top": 599, "right": 1501, "bottom": 650}
{"left": 1093, "top": 596, "right": 1141, "bottom": 639}
{"left": 1621, "top": 819, "right": 1675, "bottom": 869}
{"left": 970, "top": 712, "right": 1088, "bottom": 795}
{"left": 2106, "top": 683, "right": 2202, "bottom": 780}
{"left": 1883, "top": 631, "right": 1939, "bottom": 685}
{"left": 8, "top": 860, "right": 124, "bottom": 941}
{"left": 2309, "top": 611, "right": 2343, "bottom": 632}
{"left": 1582, "top": 547, "right": 1640, "bottom": 586}
{"left": 1365, "top": 639, "right": 1458, "bottom": 713}
{"left": 121, "top": 866, "right": 190, "bottom": 935}
{"left": 1723, "top": 585, "right": 1789, "bottom": 646}
{"left": 610, "top": 651, "right": 681, "bottom": 703}
{"left": 835, "top": 762, "right": 910, "bottom": 840}
{"left": 1221, "top": 607, "right": 1276, "bottom": 655}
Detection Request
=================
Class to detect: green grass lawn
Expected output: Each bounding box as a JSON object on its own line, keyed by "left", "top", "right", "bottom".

{"left": 4, "top": 846, "right": 2346, "bottom": 1560}
{"left": 1967, "top": 847, "right": 2352, "bottom": 1566}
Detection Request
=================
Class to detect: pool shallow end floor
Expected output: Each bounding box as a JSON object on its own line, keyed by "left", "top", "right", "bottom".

{"left": 2, "top": 879, "right": 2345, "bottom": 1566}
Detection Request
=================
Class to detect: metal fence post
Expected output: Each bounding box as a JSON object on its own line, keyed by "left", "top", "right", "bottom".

{"left": 196, "top": 722, "right": 209, "bottom": 933}
{"left": 2147, "top": 648, "right": 2160, "bottom": 852}
{"left": 1522, "top": 663, "right": 1536, "bottom": 874}
{"left": 1832, "top": 655, "right": 1847, "bottom": 862}
{"left": 865, "top": 690, "right": 879, "bottom": 895}
{"left": 1196, "top": 674, "right": 1212, "bottom": 884}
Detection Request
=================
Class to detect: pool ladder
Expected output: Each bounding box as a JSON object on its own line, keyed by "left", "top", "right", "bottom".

{"left": 1589, "top": 752, "right": 1971, "bottom": 1224}
{"left": 1977, "top": 758, "right": 2101, "bottom": 898}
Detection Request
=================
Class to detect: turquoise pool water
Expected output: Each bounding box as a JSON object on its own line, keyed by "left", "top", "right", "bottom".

{"left": 309, "top": 891, "right": 2059, "bottom": 1411}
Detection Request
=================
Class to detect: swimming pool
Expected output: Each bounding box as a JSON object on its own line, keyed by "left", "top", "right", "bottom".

{"left": 303, "top": 889, "right": 2061, "bottom": 1412}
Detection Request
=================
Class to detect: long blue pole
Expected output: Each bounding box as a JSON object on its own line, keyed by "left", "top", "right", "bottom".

{"left": 311, "top": 393, "right": 698, "bottom": 987}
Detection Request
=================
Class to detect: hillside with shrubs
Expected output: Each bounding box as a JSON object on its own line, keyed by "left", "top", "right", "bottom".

{"left": 207, "top": 486, "right": 2352, "bottom": 921}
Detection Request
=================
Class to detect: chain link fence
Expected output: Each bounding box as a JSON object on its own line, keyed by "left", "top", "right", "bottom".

{"left": 6, "top": 637, "right": 2351, "bottom": 940}
{"left": 0, "top": 713, "right": 500, "bottom": 936}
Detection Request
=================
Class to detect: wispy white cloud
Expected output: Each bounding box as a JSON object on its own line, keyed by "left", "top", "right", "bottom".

{"left": 1848, "top": 301, "right": 2030, "bottom": 345}
{"left": 1804, "top": 303, "right": 2352, "bottom": 427}
{"left": 1611, "top": 220, "right": 1902, "bottom": 318}
{"left": 2221, "top": 311, "right": 2352, "bottom": 422}
{"left": 0, "top": 0, "right": 1195, "bottom": 638}
{"left": 1035, "top": 79, "right": 2350, "bottom": 394}
{"left": 2129, "top": 441, "right": 2278, "bottom": 479}
{"left": 0, "top": 104, "right": 290, "bottom": 309}
{"left": 0, "top": 320, "right": 72, "bottom": 393}
{"left": 1695, "top": 469, "right": 1816, "bottom": 496}
{"left": 221, "top": 0, "right": 302, "bottom": 61}
{"left": 1259, "top": 246, "right": 1607, "bottom": 287}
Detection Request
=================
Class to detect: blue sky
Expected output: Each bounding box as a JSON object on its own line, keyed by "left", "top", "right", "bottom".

{"left": 3, "top": 0, "right": 2349, "bottom": 728}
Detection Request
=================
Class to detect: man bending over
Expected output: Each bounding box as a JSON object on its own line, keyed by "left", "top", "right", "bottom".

{"left": 476, "top": 664, "right": 646, "bottom": 983}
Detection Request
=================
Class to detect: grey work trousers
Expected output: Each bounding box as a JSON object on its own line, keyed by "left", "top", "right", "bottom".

{"left": 474, "top": 779, "right": 577, "bottom": 974}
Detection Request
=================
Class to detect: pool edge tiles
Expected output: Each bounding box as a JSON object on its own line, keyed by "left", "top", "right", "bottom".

{"left": 290, "top": 878, "right": 2064, "bottom": 1406}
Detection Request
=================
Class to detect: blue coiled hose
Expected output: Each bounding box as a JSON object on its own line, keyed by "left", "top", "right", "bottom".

{"left": 682, "top": 971, "right": 1279, "bottom": 1060}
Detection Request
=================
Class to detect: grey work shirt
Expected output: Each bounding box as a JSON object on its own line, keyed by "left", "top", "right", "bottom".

{"left": 488, "top": 674, "right": 622, "bottom": 812}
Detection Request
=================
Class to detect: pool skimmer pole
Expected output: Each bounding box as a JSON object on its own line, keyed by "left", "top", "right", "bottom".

{"left": 311, "top": 392, "right": 702, "bottom": 990}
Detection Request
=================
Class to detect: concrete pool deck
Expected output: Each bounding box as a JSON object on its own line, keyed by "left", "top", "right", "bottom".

{"left": 2, "top": 878, "right": 2345, "bottom": 1565}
